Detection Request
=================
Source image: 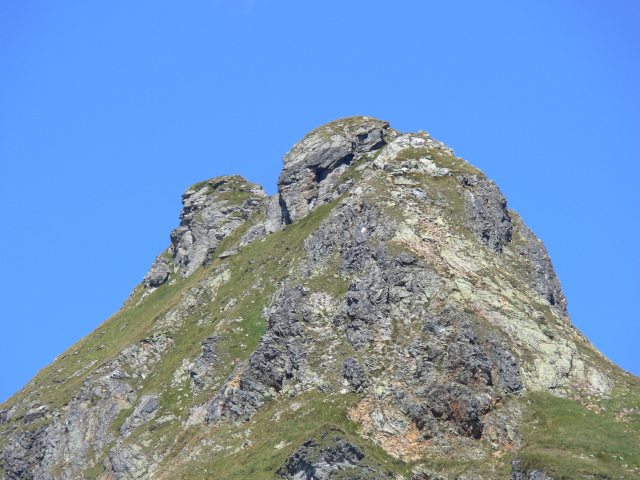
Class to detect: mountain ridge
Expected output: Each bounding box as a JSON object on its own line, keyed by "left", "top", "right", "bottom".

{"left": 1, "top": 116, "right": 638, "bottom": 480}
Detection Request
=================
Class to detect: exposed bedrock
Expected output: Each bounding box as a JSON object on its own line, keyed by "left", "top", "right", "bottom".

{"left": 143, "top": 175, "right": 267, "bottom": 285}
{"left": 461, "top": 174, "right": 512, "bottom": 254}
{"left": 278, "top": 116, "right": 392, "bottom": 223}
{"left": 278, "top": 427, "right": 394, "bottom": 480}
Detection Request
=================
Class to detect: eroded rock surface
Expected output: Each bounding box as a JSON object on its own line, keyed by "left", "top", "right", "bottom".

{"left": 141, "top": 175, "right": 267, "bottom": 285}
{"left": 278, "top": 116, "right": 392, "bottom": 223}
{"left": 278, "top": 427, "right": 394, "bottom": 480}
{"left": 461, "top": 174, "right": 512, "bottom": 254}
{"left": 171, "top": 176, "right": 267, "bottom": 277}
{"left": 3, "top": 379, "right": 136, "bottom": 480}
{"left": 120, "top": 395, "right": 159, "bottom": 437}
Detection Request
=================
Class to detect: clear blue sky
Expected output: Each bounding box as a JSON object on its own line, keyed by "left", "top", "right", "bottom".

{"left": 1, "top": 1, "right": 638, "bottom": 403}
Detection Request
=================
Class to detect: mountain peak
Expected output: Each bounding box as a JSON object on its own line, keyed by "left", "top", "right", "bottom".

{"left": 1, "top": 119, "right": 637, "bottom": 480}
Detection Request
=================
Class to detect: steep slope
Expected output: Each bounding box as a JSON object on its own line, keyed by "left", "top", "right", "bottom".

{"left": 1, "top": 116, "right": 638, "bottom": 480}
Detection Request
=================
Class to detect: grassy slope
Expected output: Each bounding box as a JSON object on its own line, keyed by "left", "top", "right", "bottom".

{"left": 521, "top": 390, "right": 640, "bottom": 479}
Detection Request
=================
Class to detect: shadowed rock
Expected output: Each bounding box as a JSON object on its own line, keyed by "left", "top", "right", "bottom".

{"left": 278, "top": 116, "right": 391, "bottom": 223}
{"left": 278, "top": 427, "right": 394, "bottom": 480}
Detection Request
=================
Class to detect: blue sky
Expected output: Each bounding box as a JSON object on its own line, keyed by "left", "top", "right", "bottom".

{"left": 1, "top": 1, "right": 638, "bottom": 403}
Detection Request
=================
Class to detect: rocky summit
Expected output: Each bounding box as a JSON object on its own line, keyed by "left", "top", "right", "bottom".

{"left": 1, "top": 116, "right": 638, "bottom": 480}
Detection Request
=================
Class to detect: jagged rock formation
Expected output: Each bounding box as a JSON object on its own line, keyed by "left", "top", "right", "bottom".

{"left": 278, "top": 117, "right": 392, "bottom": 223}
{"left": 144, "top": 175, "right": 268, "bottom": 285}
{"left": 1, "top": 116, "right": 638, "bottom": 480}
{"left": 277, "top": 426, "right": 394, "bottom": 480}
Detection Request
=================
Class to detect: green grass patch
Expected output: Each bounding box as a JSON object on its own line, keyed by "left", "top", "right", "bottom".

{"left": 84, "top": 461, "right": 106, "bottom": 480}
{"left": 520, "top": 391, "right": 640, "bottom": 479}
{"left": 165, "top": 391, "right": 412, "bottom": 480}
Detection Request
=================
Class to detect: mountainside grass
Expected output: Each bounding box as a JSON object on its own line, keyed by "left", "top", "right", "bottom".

{"left": 159, "top": 391, "right": 413, "bottom": 480}
{"left": 520, "top": 390, "right": 640, "bottom": 479}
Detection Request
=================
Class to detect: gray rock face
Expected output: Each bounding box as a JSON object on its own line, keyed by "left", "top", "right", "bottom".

{"left": 161, "top": 176, "right": 267, "bottom": 280}
{"left": 2, "top": 426, "right": 46, "bottom": 480}
{"left": 217, "top": 248, "right": 237, "bottom": 259}
{"left": 344, "top": 248, "right": 441, "bottom": 350}
{"left": 142, "top": 254, "right": 172, "bottom": 287}
{"left": 519, "top": 223, "right": 567, "bottom": 310}
{"left": 107, "top": 444, "right": 148, "bottom": 479}
{"left": 265, "top": 193, "right": 289, "bottom": 233}
{"left": 342, "top": 357, "right": 366, "bottom": 392}
{"left": 302, "top": 201, "right": 396, "bottom": 278}
{"left": 2, "top": 379, "right": 136, "bottom": 480}
{"left": 206, "top": 285, "right": 309, "bottom": 423}
{"left": 394, "top": 306, "right": 521, "bottom": 439}
{"left": 239, "top": 222, "right": 268, "bottom": 246}
{"left": 278, "top": 427, "right": 393, "bottom": 480}
{"left": 190, "top": 335, "right": 220, "bottom": 388}
{"left": 140, "top": 176, "right": 267, "bottom": 286}
{"left": 237, "top": 191, "right": 290, "bottom": 244}
{"left": 462, "top": 174, "right": 512, "bottom": 254}
{"left": 23, "top": 405, "right": 48, "bottom": 425}
{"left": 404, "top": 402, "right": 437, "bottom": 432}
{"left": 485, "top": 335, "right": 523, "bottom": 394}
{"left": 278, "top": 117, "right": 390, "bottom": 223}
{"left": 510, "top": 459, "right": 526, "bottom": 480}
{"left": 427, "top": 382, "right": 491, "bottom": 439}
{"left": 120, "top": 395, "right": 159, "bottom": 437}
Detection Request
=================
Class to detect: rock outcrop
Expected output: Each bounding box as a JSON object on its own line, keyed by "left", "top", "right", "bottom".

{"left": 278, "top": 427, "right": 394, "bottom": 480}
{"left": 278, "top": 116, "right": 392, "bottom": 223}
{"left": 1, "top": 116, "right": 635, "bottom": 480}
{"left": 461, "top": 174, "right": 512, "bottom": 254}
{"left": 143, "top": 175, "right": 268, "bottom": 285}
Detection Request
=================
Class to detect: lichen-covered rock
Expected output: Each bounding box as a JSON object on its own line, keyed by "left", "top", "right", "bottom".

{"left": 106, "top": 444, "right": 148, "bottom": 479}
{"left": 189, "top": 335, "right": 220, "bottom": 388}
{"left": 107, "top": 332, "right": 175, "bottom": 379}
{"left": 168, "top": 175, "right": 267, "bottom": 278}
{"left": 278, "top": 116, "right": 391, "bottom": 223}
{"left": 142, "top": 253, "right": 172, "bottom": 287}
{"left": 278, "top": 427, "right": 394, "bottom": 480}
{"left": 120, "top": 395, "right": 159, "bottom": 437}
